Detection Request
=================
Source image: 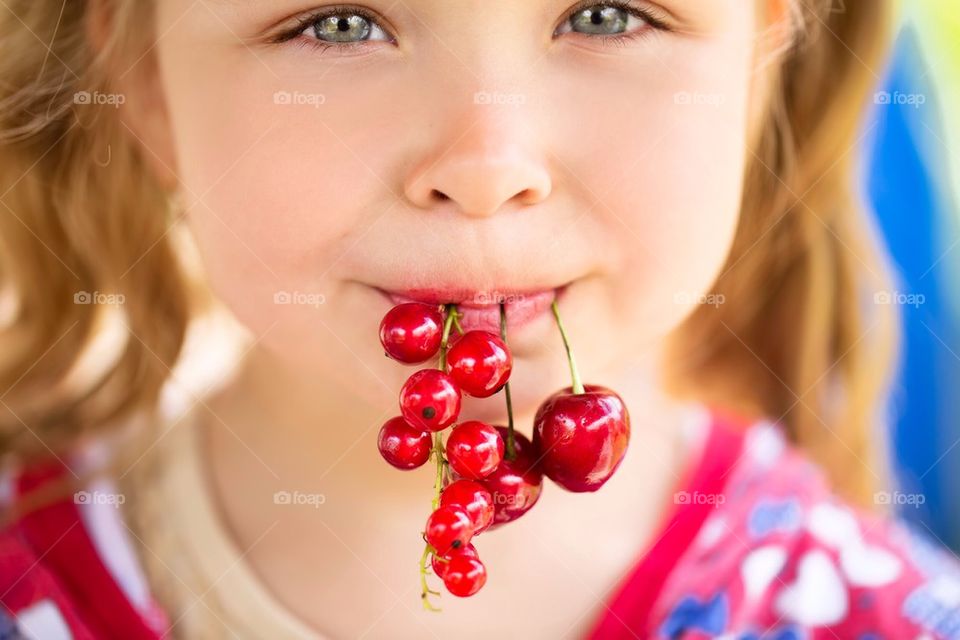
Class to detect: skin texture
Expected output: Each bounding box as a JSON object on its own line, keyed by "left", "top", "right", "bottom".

{"left": 111, "top": 0, "right": 789, "bottom": 636}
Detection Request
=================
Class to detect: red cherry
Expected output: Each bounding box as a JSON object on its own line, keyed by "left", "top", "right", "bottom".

{"left": 377, "top": 416, "right": 431, "bottom": 470}
{"left": 442, "top": 555, "right": 487, "bottom": 597}
{"left": 439, "top": 479, "right": 495, "bottom": 533}
{"left": 399, "top": 369, "right": 461, "bottom": 432}
{"left": 446, "top": 331, "right": 512, "bottom": 398}
{"left": 532, "top": 384, "right": 630, "bottom": 492}
{"left": 445, "top": 421, "right": 504, "bottom": 479}
{"left": 379, "top": 303, "right": 443, "bottom": 364}
{"left": 424, "top": 505, "right": 473, "bottom": 555}
{"left": 480, "top": 427, "right": 543, "bottom": 527}
{"left": 431, "top": 542, "right": 478, "bottom": 580}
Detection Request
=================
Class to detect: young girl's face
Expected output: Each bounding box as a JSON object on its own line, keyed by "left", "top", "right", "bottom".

{"left": 146, "top": 1, "right": 762, "bottom": 414}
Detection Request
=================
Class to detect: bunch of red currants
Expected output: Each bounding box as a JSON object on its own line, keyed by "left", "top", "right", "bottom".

{"left": 377, "top": 299, "right": 630, "bottom": 609}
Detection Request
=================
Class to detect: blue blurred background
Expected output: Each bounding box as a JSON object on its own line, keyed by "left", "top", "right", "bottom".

{"left": 865, "top": 7, "right": 960, "bottom": 550}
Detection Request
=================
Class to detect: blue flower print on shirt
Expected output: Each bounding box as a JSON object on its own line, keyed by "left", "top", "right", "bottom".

{"left": 747, "top": 498, "right": 803, "bottom": 540}
{"left": 659, "top": 591, "right": 729, "bottom": 638}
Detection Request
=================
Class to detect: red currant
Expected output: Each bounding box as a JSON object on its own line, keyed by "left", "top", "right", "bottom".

{"left": 439, "top": 479, "right": 495, "bottom": 533}
{"left": 445, "top": 421, "right": 504, "bottom": 479}
{"left": 424, "top": 505, "right": 473, "bottom": 555}
{"left": 481, "top": 427, "right": 543, "bottom": 527}
{"left": 399, "top": 369, "right": 461, "bottom": 432}
{"left": 431, "top": 542, "right": 478, "bottom": 580}
{"left": 446, "top": 331, "right": 512, "bottom": 398}
{"left": 532, "top": 385, "right": 630, "bottom": 492}
{"left": 442, "top": 555, "right": 487, "bottom": 597}
{"left": 376, "top": 416, "right": 432, "bottom": 470}
{"left": 380, "top": 303, "right": 443, "bottom": 364}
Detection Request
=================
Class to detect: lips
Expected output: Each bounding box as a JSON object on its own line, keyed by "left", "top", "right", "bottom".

{"left": 381, "top": 286, "right": 567, "bottom": 334}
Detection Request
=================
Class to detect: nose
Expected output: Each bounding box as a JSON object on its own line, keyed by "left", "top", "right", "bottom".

{"left": 404, "top": 119, "right": 552, "bottom": 218}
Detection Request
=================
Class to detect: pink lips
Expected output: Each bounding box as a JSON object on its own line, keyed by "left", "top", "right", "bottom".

{"left": 385, "top": 287, "right": 564, "bottom": 334}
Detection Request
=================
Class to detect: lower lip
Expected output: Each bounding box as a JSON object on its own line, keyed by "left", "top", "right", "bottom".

{"left": 383, "top": 287, "right": 565, "bottom": 334}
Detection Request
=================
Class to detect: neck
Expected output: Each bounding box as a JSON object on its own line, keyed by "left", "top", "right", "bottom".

{"left": 189, "top": 335, "right": 703, "bottom": 637}
{"left": 202, "top": 336, "right": 695, "bottom": 496}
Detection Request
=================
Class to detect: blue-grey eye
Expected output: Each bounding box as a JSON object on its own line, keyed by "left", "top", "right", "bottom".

{"left": 301, "top": 12, "right": 390, "bottom": 44}
{"left": 557, "top": 4, "right": 647, "bottom": 37}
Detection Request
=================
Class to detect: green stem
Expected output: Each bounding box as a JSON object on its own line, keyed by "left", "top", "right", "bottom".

{"left": 420, "top": 303, "right": 458, "bottom": 607}
{"left": 439, "top": 304, "right": 456, "bottom": 371}
{"left": 433, "top": 305, "right": 456, "bottom": 504}
{"left": 451, "top": 310, "right": 464, "bottom": 336}
{"left": 551, "top": 299, "right": 584, "bottom": 395}
{"left": 499, "top": 303, "right": 517, "bottom": 460}
{"left": 419, "top": 544, "right": 442, "bottom": 611}
{"left": 431, "top": 433, "right": 444, "bottom": 509}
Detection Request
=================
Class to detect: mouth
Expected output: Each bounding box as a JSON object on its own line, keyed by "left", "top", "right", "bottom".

{"left": 376, "top": 284, "right": 570, "bottom": 334}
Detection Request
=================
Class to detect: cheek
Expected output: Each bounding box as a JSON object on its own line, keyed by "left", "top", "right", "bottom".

{"left": 552, "top": 36, "right": 753, "bottom": 343}
{"left": 158, "top": 46, "right": 412, "bottom": 396}
{"left": 612, "top": 99, "right": 746, "bottom": 338}
{"left": 165, "top": 87, "right": 390, "bottom": 273}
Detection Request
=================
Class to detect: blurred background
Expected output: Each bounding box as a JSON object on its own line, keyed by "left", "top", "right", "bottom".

{"left": 867, "top": 1, "right": 960, "bottom": 551}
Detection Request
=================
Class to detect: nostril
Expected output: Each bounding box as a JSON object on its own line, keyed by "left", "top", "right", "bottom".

{"left": 431, "top": 190, "right": 450, "bottom": 202}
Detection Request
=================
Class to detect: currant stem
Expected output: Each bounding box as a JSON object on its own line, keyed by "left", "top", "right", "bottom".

{"left": 451, "top": 310, "right": 464, "bottom": 336}
{"left": 431, "top": 433, "right": 444, "bottom": 510}
{"left": 550, "top": 299, "right": 585, "bottom": 395}
{"left": 420, "top": 304, "right": 459, "bottom": 607}
{"left": 419, "top": 544, "right": 442, "bottom": 611}
{"left": 439, "top": 304, "right": 456, "bottom": 371}
{"left": 433, "top": 303, "right": 457, "bottom": 503}
{"left": 499, "top": 303, "right": 517, "bottom": 461}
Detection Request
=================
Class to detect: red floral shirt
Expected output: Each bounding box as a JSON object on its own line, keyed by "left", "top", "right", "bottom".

{"left": 587, "top": 410, "right": 960, "bottom": 639}
{"left": 2, "top": 409, "right": 959, "bottom": 639}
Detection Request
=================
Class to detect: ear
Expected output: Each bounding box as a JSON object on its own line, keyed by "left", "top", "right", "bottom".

{"left": 85, "top": 0, "right": 180, "bottom": 192}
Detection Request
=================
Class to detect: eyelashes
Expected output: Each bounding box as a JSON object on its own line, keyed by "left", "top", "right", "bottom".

{"left": 560, "top": 0, "right": 672, "bottom": 36}
{"left": 269, "top": 1, "right": 671, "bottom": 55}
{"left": 268, "top": 4, "right": 392, "bottom": 54}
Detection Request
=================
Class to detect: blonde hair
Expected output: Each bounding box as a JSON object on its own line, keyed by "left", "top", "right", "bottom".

{"left": 663, "top": 0, "right": 899, "bottom": 508}
{"left": 0, "top": 2, "right": 897, "bottom": 509}
{"left": 0, "top": 2, "right": 206, "bottom": 472}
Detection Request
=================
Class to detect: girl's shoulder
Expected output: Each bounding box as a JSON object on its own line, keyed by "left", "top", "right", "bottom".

{"left": 647, "top": 411, "right": 960, "bottom": 640}
{"left": 0, "top": 457, "right": 168, "bottom": 639}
